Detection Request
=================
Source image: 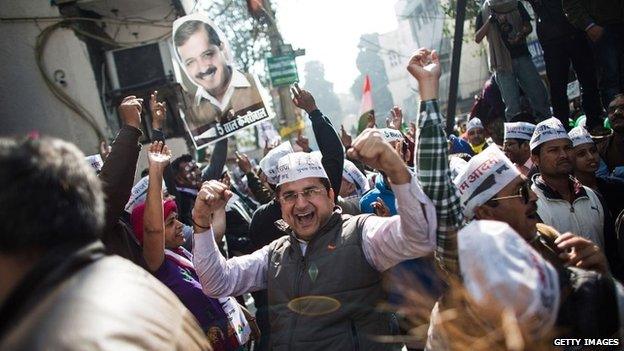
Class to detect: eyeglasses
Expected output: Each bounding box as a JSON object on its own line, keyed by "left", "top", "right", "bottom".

{"left": 279, "top": 187, "right": 326, "bottom": 204}
{"left": 488, "top": 181, "right": 530, "bottom": 204}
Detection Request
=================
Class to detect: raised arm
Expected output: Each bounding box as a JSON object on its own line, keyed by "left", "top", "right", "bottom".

{"left": 142, "top": 142, "right": 172, "bottom": 272}
{"left": 100, "top": 96, "right": 143, "bottom": 232}
{"left": 192, "top": 180, "right": 269, "bottom": 297}
{"left": 202, "top": 138, "right": 228, "bottom": 182}
{"left": 475, "top": 10, "right": 492, "bottom": 44}
{"left": 347, "top": 128, "right": 437, "bottom": 272}
{"left": 409, "top": 48, "right": 463, "bottom": 276}
{"left": 236, "top": 151, "right": 274, "bottom": 204}
{"left": 292, "top": 84, "right": 344, "bottom": 197}
{"left": 149, "top": 90, "right": 179, "bottom": 198}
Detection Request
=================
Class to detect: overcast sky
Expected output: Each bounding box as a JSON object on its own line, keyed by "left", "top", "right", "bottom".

{"left": 274, "top": 0, "right": 398, "bottom": 95}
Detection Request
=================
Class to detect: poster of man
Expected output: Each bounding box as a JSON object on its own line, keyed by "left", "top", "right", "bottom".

{"left": 172, "top": 12, "right": 271, "bottom": 150}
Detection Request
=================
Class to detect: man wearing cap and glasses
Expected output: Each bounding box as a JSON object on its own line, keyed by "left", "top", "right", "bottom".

{"left": 188, "top": 127, "right": 436, "bottom": 349}
{"left": 502, "top": 121, "right": 535, "bottom": 176}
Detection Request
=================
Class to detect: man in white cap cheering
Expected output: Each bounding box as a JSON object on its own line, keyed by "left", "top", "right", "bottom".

{"left": 189, "top": 130, "right": 436, "bottom": 349}
{"left": 530, "top": 117, "right": 608, "bottom": 251}
{"left": 502, "top": 121, "right": 535, "bottom": 176}
{"left": 465, "top": 117, "right": 489, "bottom": 154}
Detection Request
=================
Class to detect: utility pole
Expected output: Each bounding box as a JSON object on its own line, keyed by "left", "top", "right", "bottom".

{"left": 446, "top": 0, "right": 467, "bottom": 135}
{"left": 261, "top": 0, "right": 300, "bottom": 132}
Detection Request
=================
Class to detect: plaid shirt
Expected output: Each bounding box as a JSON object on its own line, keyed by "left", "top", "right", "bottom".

{"left": 415, "top": 100, "right": 463, "bottom": 276}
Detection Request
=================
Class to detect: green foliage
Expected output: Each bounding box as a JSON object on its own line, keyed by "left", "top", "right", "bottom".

{"left": 203, "top": 0, "right": 272, "bottom": 74}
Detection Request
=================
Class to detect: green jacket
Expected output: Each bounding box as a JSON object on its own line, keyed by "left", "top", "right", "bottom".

{"left": 563, "top": 0, "right": 624, "bottom": 30}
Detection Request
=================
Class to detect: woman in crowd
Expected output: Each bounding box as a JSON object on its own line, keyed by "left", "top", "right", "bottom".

{"left": 131, "top": 141, "right": 253, "bottom": 350}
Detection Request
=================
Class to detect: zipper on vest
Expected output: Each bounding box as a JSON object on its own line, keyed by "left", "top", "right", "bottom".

{"left": 350, "top": 319, "right": 360, "bottom": 351}
{"left": 288, "top": 255, "right": 307, "bottom": 349}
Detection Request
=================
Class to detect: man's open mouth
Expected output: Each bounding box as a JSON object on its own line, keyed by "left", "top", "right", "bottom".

{"left": 295, "top": 211, "right": 315, "bottom": 227}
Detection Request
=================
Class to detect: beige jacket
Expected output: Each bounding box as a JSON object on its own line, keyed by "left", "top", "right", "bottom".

{"left": 0, "top": 255, "right": 211, "bottom": 351}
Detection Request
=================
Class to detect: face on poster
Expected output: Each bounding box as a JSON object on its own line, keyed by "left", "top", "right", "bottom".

{"left": 172, "top": 12, "right": 272, "bottom": 149}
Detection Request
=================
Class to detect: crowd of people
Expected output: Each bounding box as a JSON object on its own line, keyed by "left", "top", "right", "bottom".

{"left": 1, "top": 1, "right": 624, "bottom": 350}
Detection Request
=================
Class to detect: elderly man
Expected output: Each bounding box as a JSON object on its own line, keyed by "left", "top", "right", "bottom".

{"left": 465, "top": 117, "right": 488, "bottom": 154}
{"left": 0, "top": 137, "right": 208, "bottom": 350}
{"left": 529, "top": 118, "right": 609, "bottom": 251}
{"left": 190, "top": 130, "right": 436, "bottom": 349}
{"left": 502, "top": 121, "right": 536, "bottom": 176}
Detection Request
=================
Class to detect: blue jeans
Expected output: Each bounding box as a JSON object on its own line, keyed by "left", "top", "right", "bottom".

{"left": 495, "top": 55, "right": 551, "bottom": 121}
{"left": 590, "top": 23, "right": 624, "bottom": 109}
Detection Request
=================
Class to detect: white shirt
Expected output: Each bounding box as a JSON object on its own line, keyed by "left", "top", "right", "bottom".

{"left": 192, "top": 175, "right": 437, "bottom": 298}
{"left": 194, "top": 68, "right": 251, "bottom": 111}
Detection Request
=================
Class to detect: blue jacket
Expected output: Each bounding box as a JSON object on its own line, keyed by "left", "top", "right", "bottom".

{"left": 359, "top": 175, "right": 397, "bottom": 215}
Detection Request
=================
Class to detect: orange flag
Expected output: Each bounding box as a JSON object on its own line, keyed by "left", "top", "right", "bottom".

{"left": 357, "top": 75, "right": 374, "bottom": 134}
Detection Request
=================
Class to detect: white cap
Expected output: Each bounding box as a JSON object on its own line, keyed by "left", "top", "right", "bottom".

{"left": 124, "top": 176, "right": 167, "bottom": 213}
{"left": 453, "top": 145, "right": 520, "bottom": 219}
{"left": 277, "top": 152, "right": 329, "bottom": 186}
{"left": 504, "top": 122, "right": 536, "bottom": 141}
{"left": 378, "top": 128, "right": 404, "bottom": 143}
{"left": 85, "top": 154, "right": 103, "bottom": 173}
{"left": 259, "top": 141, "right": 293, "bottom": 185}
{"left": 449, "top": 155, "right": 469, "bottom": 181}
{"left": 568, "top": 126, "right": 594, "bottom": 148}
{"left": 458, "top": 220, "right": 560, "bottom": 338}
{"left": 342, "top": 159, "right": 370, "bottom": 196}
{"left": 530, "top": 117, "right": 570, "bottom": 151}
{"left": 466, "top": 118, "right": 484, "bottom": 132}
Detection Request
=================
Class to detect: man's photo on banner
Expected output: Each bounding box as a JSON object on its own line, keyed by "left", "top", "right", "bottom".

{"left": 172, "top": 12, "right": 272, "bottom": 149}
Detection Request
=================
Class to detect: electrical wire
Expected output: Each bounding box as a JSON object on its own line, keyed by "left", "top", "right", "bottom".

{"left": 35, "top": 21, "right": 106, "bottom": 142}
{"left": 1, "top": 16, "right": 173, "bottom": 27}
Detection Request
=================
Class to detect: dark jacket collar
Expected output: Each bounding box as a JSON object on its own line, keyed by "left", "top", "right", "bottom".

{"left": 0, "top": 241, "right": 105, "bottom": 339}
{"left": 533, "top": 174, "right": 587, "bottom": 201}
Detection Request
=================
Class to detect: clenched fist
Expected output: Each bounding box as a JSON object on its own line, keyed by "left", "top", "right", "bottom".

{"left": 119, "top": 95, "right": 143, "bottom": 129}
{"left": 347, "top": 128, "right": 411, "bottom": 185}
{"left": 192, "top": 180, "right": 232, "bottom": 230}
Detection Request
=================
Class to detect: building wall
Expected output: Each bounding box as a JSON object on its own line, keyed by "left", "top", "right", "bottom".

{"left": 0, "top": 0, "right": 108, "bottom": 154}
{"left": 376, "top": 0, "right": 490, "bottom": 117}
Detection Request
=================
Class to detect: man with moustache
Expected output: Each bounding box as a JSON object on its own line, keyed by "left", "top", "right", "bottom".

{"left": 190, "top": 131, "right": 437, "bottom": 349}
{"left": 529, "top": 118, "right": 608, "bottom": 252}
{"left": 502, "top": 121, "right": 535, "bottom": 176}
{"left": 173, "top": 13, "right": 265, "bottom": 148}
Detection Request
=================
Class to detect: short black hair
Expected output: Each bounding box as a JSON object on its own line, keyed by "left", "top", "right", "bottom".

{"left": 531, "top": 144, "right": 541, "bottom": 156}
{"left": 174, "top": 20, "right": 222, "bottom": 49}
{"left": 0, "top": 137, "right": 104, "bottom": 253}
{"left": 171, "top": 154, "right": 194, "bottom": 176}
